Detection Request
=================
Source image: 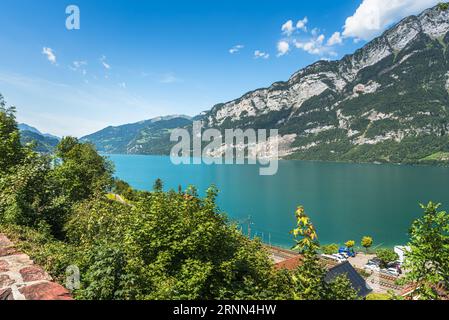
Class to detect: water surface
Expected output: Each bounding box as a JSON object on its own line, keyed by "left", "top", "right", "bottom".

{"left": 107, "top": 155, "right": 449, "bottom": 249}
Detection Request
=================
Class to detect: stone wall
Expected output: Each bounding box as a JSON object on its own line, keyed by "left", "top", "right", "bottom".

{"left": 0, "top": 234, "right": 72, "bottom": 300}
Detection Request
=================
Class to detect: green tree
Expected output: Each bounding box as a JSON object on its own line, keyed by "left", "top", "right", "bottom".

{"left": 361, "top": 236, "right": 373, "bottom": 253}
{"left": 0, "top": 96, "right": 25, "bottom": 173}
{"left": 345, "top": 240, "right": 355, "bottom": 249}
{"left": 291, "top": 206, "right": 358, "bottom": 300}
{"left": 402, "top": 202, "right": 449, "bottom": 300}
{"left": 438, "top": 2, "right": 449, "bottom": 11}
{"left": 153, "top": 178, "right": 163, "bottom": 192}
{"left": 113, "top": 179, "right": 136, "bottom": 201}
{"left": 0, "top": 103, "right": 69, "bottom": 234}
{"left": 321, "top": 244, "right": 339, "bottom": 255}
{"left": 53, "top": 137, "right": 114, "bottom": 203}
{"left": 328, "top": 275, "right": 360, "bottom": 300}
{"left": 376, "top": 249, "right": 399, "bottom": 269}
{"left": 66, "top": 186, "right": 286, "bottom": 300}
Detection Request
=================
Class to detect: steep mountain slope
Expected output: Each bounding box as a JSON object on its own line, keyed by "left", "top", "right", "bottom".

{"left": 81, "top": 116, "right": 192, "bottom": 154}
{"left": 199, "top": 4, "right": 449, "bottom": 164}
{"left": 19, "top": 124, "right": 60, "bottom": 153}
{"left": 18, "top": 123, "right": 59, "bottom": 140}
{"left": 84, "top": 4, "right": 449, "bottom": 165}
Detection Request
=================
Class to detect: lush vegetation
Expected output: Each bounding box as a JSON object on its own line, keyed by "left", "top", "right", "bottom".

{"left": 376, "top": 249, "right": 399, "bottom": 269}
{"left": 401, "top": 202, "right": 449, "bottom": 300}
{"left": 290, "top": 207, "right": 358, "bottom": 300}
{"left": 0, "top": 100, "right": 358, "bottom": 300}
{"left": 361, "top": 237, "right": 373, "bottom": 253}
{"left": 321, "top": 244, "right": 339, "bottom": 255}
{"left": 2, "top": 96, "right": 449, "bottom": 300}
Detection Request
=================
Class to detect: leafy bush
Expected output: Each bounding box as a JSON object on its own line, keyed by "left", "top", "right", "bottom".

{"left": 321, "top": 244, "right": 339, "bottom": 255}
{"left": 376, "top": 249, "right": 399, "bottom": 268}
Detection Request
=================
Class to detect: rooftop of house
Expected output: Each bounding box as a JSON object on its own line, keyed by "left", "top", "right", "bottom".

{"left": 271, "top": 250, "right": 372, "bottom": 298}
{"left": 325, "top": 261, "right": 373, "bottom": 298}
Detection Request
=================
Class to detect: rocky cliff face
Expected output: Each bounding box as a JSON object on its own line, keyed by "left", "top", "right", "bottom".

{"left": 200, "top": 5, "right": 449, "bottom": 164}
{"left": 84, "top": 5, "right": 449, "bottom": 164}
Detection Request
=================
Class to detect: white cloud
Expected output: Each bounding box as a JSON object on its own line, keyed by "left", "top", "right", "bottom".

{"left": 296, "top": 17, "right": 308, "bottom": 32}
{"left": 254, "top": 50, "right": 270, "bottom": 59}
{"left": 119, "top": 82, "right": 127, "bottom": 89}
{"left": 277, "top": 17, "right": 342, "bottom": 58}
{"left": 100, "top": 55, "right": 111, "bottom": 70}
{"left": 327, "top": 32, "right": 343, "bottom": 46}
{"left": 294, "top": 33, "right": 332, "bottom": 56}
{"left": 343, "top": 0, "right": 440, "bottom": 40}
{"left": 281, "top": 20, "right": 295, "bottom": 36}
{"left": 229, "top": 44, "right": 244, "bottom": 54}
{"left": 42, "top": 47, "right": 57, "bottom": 65}
{"left": 277, "top": 41, "right": 290, "bottom": 56}
{"left": 282, "top": 17, "right": 308, "bottom": 36}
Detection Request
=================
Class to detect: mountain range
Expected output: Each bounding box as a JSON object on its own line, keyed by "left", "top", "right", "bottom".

{"left": 79, "top": 4, "right": 449, "bottom": 165}
{"left": 18, "top": 124, "right": 60, "bottom": 153}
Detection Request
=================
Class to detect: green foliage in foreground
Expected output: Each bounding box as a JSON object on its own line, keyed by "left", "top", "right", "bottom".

{"left": 0, "top": 95, "right": 24, "bottom": 173}
{"left": 402, "top": 202, "right": 449, "bottom": 300}
{"left": 291, "top": 207, "right": 359, "bottom": 300}
{"left": 0, "top": 102, "right": 362, "bottom": 300}
{"left": 2, "top": 101, "right": 449, "bottom": 300}
{"left": 376, "top": 249, "right": 399, "bottom": 269}
{"left": 66, "top": 188, "right": 290, "bottom": 300}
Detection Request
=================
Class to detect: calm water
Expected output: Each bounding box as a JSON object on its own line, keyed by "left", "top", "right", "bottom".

{"left": 107, "top": 155, "right": 449, "bottom": 249}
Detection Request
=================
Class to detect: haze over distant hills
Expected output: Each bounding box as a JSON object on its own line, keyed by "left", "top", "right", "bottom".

{"left": 82, "top": 4, "right": 449, "bottom": 165}
{"left": 80, "top": 116, "right": 192, "bottom": 154}
{"left": 18, "top": 123, "right": 60, "bottom": 153}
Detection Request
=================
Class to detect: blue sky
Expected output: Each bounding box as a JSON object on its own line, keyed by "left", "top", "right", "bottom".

{"left": 0, "top": 0, "right": 440, "bottom": 137}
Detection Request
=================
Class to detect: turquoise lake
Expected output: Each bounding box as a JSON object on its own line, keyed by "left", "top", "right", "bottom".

{"left": 107, "top": 155, "right": 449, "bottom": 249}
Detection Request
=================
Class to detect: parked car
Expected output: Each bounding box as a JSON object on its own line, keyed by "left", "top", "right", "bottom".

{"left": 381, "top": 268, "right": 400, "bottom": 277}
{"left": 364, "top": 263, "right": 380, "bottom": 272}
{"left": 321, "top": 254, "right": 347, "bottom": 263}
{"left": 332, "top": 254, "right": 348, "bottom": 262}
{"left": 339, "top": 247, "right": 356, "bottom": 258}
{"left": 368, "top": 258, "right": 381, "bottom": 266}
{"left": 387, "top": 261, "right": 401, "bottom": 268}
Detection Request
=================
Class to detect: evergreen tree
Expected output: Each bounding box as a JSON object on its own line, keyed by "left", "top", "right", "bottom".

{"left": 153, "top": 178, "right": 163, "bottom": 192}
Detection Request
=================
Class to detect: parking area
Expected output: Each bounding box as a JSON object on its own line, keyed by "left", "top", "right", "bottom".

{"left": 348, "top": 253, "right": 376, "bottom": 270}
{"left": 347, "top": 252, "right": 404, "bottom": 295}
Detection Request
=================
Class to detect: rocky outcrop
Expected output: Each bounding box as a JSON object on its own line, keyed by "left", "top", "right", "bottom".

{"left": 82, "top": 5, "right": 449, "bottom": 164}
{"left": 205, "top": 6, "right": 449, "bottom": 129}
{"left": 198, "top": 4, "right": 449, "bottom": 163}
{"left": 0, "top": 234, "right": 72, "bottom": 301}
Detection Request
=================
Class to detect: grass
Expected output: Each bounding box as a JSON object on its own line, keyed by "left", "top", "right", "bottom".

{"left": 106, "top": 193, "right": 117, "bottom": 200}
{"left": 420, "top": 152, "right": 449, "bottom": 162}
{"left": 366, "top": 293, "right": 391, "bottom": 300}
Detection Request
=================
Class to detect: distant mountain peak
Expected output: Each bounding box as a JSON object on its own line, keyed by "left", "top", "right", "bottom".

{"left": 81, "top": 115, "right": 193, "bottom": 154}
{"left": 18, "top": 124, "right": 60, "bottom": 153}
{"left": 82, "top": 4, "right": 449, "bottom": 165}
{"left": 18, "top": 123, "right": 59, "bottom": 140}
